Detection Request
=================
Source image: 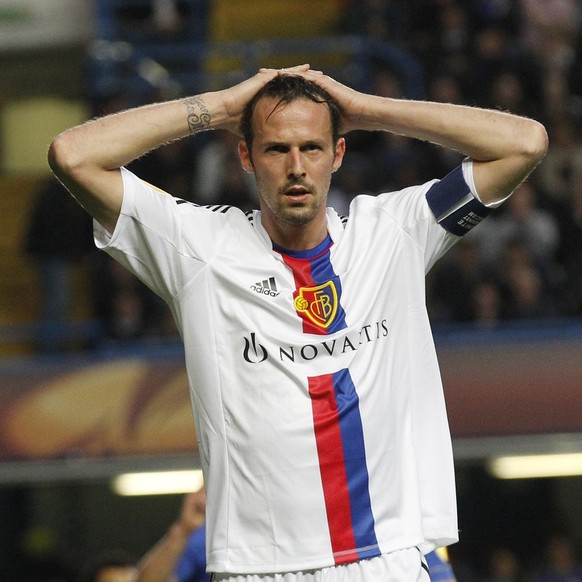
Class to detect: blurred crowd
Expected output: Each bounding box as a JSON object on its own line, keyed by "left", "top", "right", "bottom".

{"left": 24, "top": 0, "right": 582, "bottom": 351}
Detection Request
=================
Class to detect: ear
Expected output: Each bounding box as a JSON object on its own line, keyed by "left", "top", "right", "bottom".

{"left": 332, "top": 137, "right": 346, "bottom": 173}
{"left": 238, "top": 140, "right": 254, "bottom": 173}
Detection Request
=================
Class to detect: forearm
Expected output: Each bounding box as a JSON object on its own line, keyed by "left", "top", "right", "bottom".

{"left": 50, "top": 92, "right": 227, "bottom": 174}
{"left": 136, "top": 522, "right": 192, "bottom": 582}
{"left": 353, "top": 95, "right": 547, "bottom": 203}
{"left": 353, "top": 95, "right": 543, "bottom": 162}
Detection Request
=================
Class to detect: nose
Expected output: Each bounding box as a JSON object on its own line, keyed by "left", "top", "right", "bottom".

{"left": 286, "top": 149, "right": 306, "bottom": 179}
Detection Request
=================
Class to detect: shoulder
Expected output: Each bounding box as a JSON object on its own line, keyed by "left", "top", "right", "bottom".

{"left": 122, "top": 168, "right": 254, "bottom": 230}
{"left": 346, "top": 182, "right": 436, "bottom": 226}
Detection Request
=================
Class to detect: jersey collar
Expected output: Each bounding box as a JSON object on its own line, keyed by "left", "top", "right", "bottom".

{"left": 252, "top": 207, "right": 346, "bottom": 256}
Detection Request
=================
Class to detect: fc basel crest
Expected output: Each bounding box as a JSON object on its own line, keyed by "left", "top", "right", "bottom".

{"left": 294, "top": 281, "right": 338, "bottom": 329}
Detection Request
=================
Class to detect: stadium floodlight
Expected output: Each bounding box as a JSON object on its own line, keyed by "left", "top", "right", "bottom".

{"left": 112, "top": 469, "right": 204, "bottom": 496}
{"left": 488, "top": 452, "right": 582, "bottom": 479}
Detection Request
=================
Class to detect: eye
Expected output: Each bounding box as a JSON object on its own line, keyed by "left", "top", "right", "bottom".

{"left": 302, "top": 143, "right": 323, "bottom": 152}
{"left": 266, "top": 144, "right": 288, "bottom": 153}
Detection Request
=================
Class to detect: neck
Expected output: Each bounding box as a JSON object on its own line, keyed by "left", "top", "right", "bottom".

{"left": 262, "top": 219, "right": 327, "bottom": 251}
{"left": 262, "top": 215, "right": 328, "bottom": 252}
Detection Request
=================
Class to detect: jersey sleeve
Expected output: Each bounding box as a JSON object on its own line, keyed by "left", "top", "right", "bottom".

{"left": 370, "top": 160, "right": 507, "bottom": 273}
{"left": 425, "top": 159, "right": 495, "bottom": 236}
{"left": 94, "top": 167, "right": 228, "bottom": 302}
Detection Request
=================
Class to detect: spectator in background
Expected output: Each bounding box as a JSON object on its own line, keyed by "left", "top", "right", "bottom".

{"left": 488, "top": 70, "right": 538, "bottom": 119}
{"left": 23, "top": 177, "right": 93, "bottom": 352}
{"left": 470, "top": 279, "right": 504, "bottom": 328}
{"left": 90, "top": 255, "right": 174, "bottom": 342}
{"left": 554, "top": 178, "right": 582, "bottom": 315}
{"left": 79, "top": 547, "right": 138, "bottom": 582}
{"left": 472, "top": 0, "right": 519, "bottom": 32}
{"left": 191, "top": 132, "right": 257, "bottom": 207}
{"left": 427, "top": 238, "right": 484, "bottom": 323}
{"left": 486, "top": 547, "right": 522, "bottom": 582}
{"left": 327, "top": 153, "right": 375, "bottom": 216}
{"left": 338, "top": 0, "right": 413, "bottom": 45}
{"left": 466, "top": 26, "right": 516, "bottom": 104}
{"left": 518, "top": 0, "right": 579, "bottom": 77}
{"left": 425, "top": 2, "right": 473, "bottom": 79}
{"left": 538, "top": 116, "right": 582, "bottom": 205}
{"left": 467, "top": 181, "right": 560, "bottom": 274}
{"left": 533, "top": 533, "right": 582, "bottom": 582}
{"left": 137, "top": 487, "right": 208, "bottom": 582}
{"left": 499, "top": 239, "right": 557, "bottom": 320}
{"left": 427, "top": 70, "right": 465, "bottom": 107}
{"left": 518, "top": 0, "right": 580, "bottom": 120}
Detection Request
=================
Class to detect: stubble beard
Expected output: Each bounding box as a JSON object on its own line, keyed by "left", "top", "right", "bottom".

{"left": 277, "top": 199, "right": 322, "bottom": 225}
{"left": 274, "top": 178, "right": 329, "bottom": 226}
{"left": 258, "top": 181, "right": 325, "bottom": 226}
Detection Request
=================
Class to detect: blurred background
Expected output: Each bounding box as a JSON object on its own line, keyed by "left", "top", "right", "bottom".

{"left": 1, "top": 0, "right": 582, "bottom": 580}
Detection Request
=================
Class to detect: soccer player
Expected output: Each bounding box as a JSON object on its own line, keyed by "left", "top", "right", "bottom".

{"left": 48, "top": 64, "right": 547, "bottom": 582}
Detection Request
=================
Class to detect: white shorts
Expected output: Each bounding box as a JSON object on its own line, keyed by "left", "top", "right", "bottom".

{"left": 212, "top": 547, "right": 430, "bottom": 582}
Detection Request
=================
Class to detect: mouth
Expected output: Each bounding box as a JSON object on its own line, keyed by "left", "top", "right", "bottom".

{"left": 283, "top": 185, "right": 311, "bottom": 203}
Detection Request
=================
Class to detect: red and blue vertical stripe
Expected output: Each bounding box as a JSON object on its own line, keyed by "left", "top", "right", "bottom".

{"left": 276, "top": 235, "right": 347, "bottom": 335}
{"left": 275, "top": 237, "right": 379, "bottom": 563}
{"left": 309, "top": 369, "right": 379, "bottom": 563}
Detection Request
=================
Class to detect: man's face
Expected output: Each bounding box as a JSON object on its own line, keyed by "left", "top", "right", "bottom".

{"left": 239, "top": 96, "right": 345, "bottom": 231}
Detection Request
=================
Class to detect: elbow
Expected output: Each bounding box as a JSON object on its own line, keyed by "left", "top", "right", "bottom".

{"left": 47, "top": 132, "right": 71, "bottom": 178}
{"left": 47, "top": 131, "right": 86, "bottom": 182}
{"left": 524, "top": 119, "right": 549, "bottom": 167}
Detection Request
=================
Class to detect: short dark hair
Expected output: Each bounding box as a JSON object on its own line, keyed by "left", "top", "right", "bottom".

{"left": 240, "top": 74, "right": 342, "bottom": 149}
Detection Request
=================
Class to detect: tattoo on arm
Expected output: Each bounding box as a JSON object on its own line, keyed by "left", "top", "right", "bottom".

{"left": 186, "top": 96, "right": 211, "bottom": 134}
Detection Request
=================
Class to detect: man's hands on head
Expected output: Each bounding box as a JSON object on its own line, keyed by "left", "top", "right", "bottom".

{"left": 300, "top": 69, "right": 366, "bottom": 135}
{"left": 258, "top": 65, "right": 365, "bottom": 136}
{"left": 216, "top": 64, "right": 365, "bottom": 137}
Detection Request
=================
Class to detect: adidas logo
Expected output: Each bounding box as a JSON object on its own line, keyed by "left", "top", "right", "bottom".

{"left": 250, "top": 276, "right": 280, "bottom": 297}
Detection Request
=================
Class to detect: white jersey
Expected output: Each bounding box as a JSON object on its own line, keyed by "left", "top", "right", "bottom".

{"left": 95, "top": 160, "right": 494, "bottom": 574}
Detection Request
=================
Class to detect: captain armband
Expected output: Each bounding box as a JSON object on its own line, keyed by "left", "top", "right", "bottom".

{"left": 425, "top": 165, "right": 492, "bottom": 237}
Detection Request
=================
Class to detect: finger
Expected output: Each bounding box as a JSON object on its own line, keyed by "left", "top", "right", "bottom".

{"left": 259, "top": 64, "right": 310, "bottom": 74}
{"left": 285, "top": 64, "right": 310, "bottom": 71}
{"left": 303, "top": 69, "right": 327, "bottom": 77}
